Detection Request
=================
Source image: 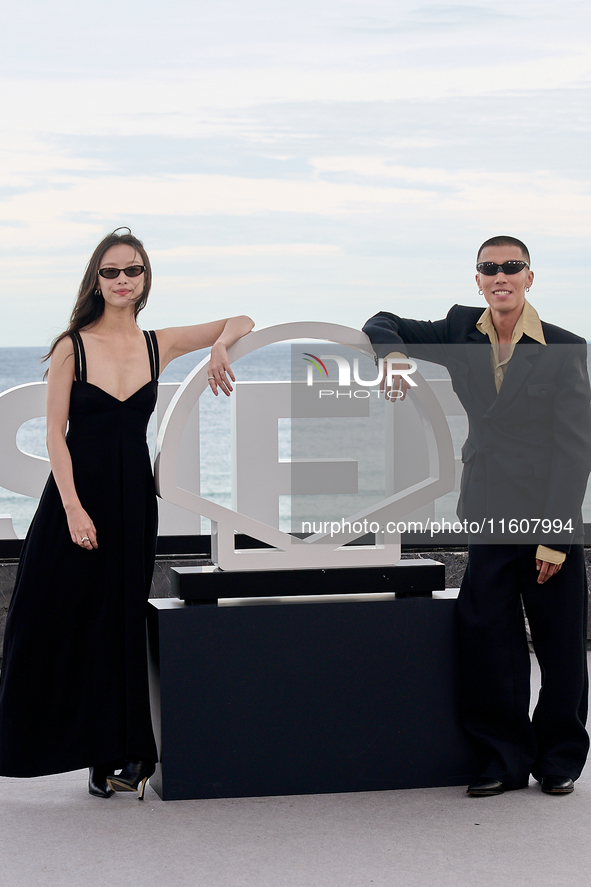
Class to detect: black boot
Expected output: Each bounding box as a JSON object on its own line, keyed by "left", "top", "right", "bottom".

{"left": 88, "top": 764, "right": 116, "bottom": 798}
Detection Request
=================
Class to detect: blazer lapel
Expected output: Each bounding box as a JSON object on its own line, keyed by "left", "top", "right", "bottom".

{"left": 464, "top": 329, "right": 497, "bottom": 406}
{"left": 484, "top": 341, "right": 540, "bottom": 419}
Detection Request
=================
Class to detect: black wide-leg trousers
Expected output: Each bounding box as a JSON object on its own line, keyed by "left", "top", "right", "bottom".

{"left": 457, "top": 544, "right": 589, "bottom": 786}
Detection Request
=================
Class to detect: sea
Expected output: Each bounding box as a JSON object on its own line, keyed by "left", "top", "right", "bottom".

{"left": 0, "top": 342, "right": 439, "bottom": 539}
{"left": 2, "top": 345, "right": 590, "bottom": 538}
{"left": 0, "top": 344, "right": 295, "bottom": 537}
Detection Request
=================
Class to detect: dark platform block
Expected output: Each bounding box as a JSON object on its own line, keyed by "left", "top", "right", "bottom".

{"left": 147, "top": 568, "right": 480, "bottom": 801}
{"left": 171, "top": 558, "right": 445, "bottom": 603}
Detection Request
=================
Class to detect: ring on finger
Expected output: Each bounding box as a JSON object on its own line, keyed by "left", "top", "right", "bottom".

{"left": 80, "top": 536, "right": 90, "bottom": 543}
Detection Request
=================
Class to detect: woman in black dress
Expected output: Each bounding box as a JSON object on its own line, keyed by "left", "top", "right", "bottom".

{"left": 0, "top": 229, "right": 253, "bottom": 799}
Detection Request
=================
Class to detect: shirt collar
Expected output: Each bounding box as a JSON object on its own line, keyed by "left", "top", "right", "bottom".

{"left": 476, "top": 299, "right": 546, "bottom": 345}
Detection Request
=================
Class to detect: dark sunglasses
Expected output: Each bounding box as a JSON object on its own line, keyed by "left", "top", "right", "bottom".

{"left": 98, "top": 264, "right": 146, "bottom": 279}
{"left": 476, "top": 261, "right": 529, "bottom": 276}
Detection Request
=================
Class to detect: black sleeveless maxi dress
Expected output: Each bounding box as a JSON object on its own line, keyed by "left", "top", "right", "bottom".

{"left": 0, "top": 330, "right": 160, "bottom": 776}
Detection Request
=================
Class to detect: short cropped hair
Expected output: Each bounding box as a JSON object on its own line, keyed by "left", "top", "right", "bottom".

{"left": 477, "top": 235, "right": 530, "bottom": 266}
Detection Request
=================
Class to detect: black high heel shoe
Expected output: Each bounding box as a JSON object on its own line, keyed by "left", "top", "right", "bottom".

{"left": 107, "top": 760, "right": 156, "bottom": 801}
{"left": 88, "top": 765, "right": 115, "bottom": 799}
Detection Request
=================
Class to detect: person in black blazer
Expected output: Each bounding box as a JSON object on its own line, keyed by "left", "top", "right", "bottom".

{"left": 363, "top": 235, "right": 591, "bottom": 796}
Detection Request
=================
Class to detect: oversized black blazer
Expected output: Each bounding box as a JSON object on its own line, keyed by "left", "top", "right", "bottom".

{"left": 363, "top": 304, "right": 591, "bottom": 549}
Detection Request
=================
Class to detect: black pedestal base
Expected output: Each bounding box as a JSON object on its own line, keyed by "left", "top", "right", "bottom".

{"left": 147, "top": 592, "right": 480, "bottom": 801}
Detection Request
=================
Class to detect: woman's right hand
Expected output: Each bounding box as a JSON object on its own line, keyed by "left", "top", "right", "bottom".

{"left": 207, "top": 342, "right": 235, "bottom": 396}
{"left": 65, "top": 504, "right": 98, "bottom": 550}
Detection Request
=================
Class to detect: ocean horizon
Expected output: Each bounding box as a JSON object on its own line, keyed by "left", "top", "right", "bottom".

{"left": 3, "top": 344, "right": 591, "bottom": 539}
{"left": 0, "top": 344, "right": 294, "bottom": 537}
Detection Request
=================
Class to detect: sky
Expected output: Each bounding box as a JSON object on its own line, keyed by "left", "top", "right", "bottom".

{"left": 0, "top": 0, "right": 589, "bottom": 346}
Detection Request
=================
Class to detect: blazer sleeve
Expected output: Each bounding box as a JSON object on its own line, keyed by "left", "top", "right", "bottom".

{"left": 362, "top": 309, "right": 452, "bottom": 365}
{"left": 539, "top": 342, "right": 591, "bottom": 550}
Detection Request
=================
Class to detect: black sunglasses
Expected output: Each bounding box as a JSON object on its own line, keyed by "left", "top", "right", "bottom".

{"left": 98, "top": 264, "right": 146, "bottom": 279}
{"left": 476, "top": 261, "right": 529, "bottom": 276}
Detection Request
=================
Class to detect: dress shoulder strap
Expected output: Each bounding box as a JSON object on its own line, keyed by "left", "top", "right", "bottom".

{"left": 143, "top": 330, "right": 160, "bottom": 381}
{"left": 70, "top": 332, "right": 87, "bottom": 383}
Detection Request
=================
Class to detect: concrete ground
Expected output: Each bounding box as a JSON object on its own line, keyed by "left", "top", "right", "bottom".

{"left": 1, "top": 655, "right": 589, "bottom": 887}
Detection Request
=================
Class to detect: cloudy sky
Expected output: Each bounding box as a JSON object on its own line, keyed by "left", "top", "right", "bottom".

{"left": 0, "top": 0, "right": 589, "bottom": 346}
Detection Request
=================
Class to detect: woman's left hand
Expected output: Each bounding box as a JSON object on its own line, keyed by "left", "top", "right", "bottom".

{"left": 207, "top": 343, "right": 236, "bottom": 396}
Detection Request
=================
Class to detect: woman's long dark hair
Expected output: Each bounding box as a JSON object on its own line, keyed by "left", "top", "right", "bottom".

{"left": 43, "top": 228, "right": 152, "bottom": 367}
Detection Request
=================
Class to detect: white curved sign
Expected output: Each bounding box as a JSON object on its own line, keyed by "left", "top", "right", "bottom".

{"left": 0, "top": 383, "right": 50, "bottom": 499}
{"left": 155, "top": 322, "right": 455, "bottom": 571}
